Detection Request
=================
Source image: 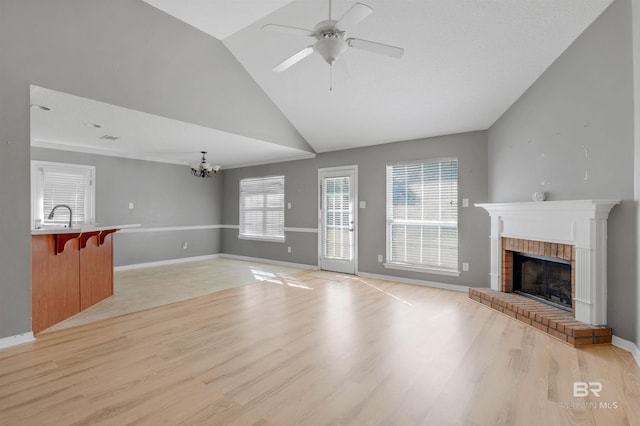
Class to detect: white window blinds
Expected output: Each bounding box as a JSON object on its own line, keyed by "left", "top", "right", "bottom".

{"left": 239, "top": 175, "right": 285, "bottom": 242}
{"left": 31, "top": 161, "right": 95, "bottom": 228}
{"left": 322, "top": 176, "right": 352, "bottom": 260}
{"left": 386, "top": 158, "right": 458, "bottom": 273}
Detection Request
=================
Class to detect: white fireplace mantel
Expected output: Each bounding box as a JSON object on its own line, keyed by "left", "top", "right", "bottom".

{"left": 476, "top": 200, "right": 619, "bottom": 326}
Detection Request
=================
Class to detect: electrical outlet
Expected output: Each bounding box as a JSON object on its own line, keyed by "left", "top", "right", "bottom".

{"left": 182, "top": 242, "right": 188, "bottom": 250}
{"left": 462, "top": 262, "right": 469, "bottom": 272}
{"left": 128, "top": 202, "right": 134, "bottom": 209}
{"left": 462, "top": 198, "right": 469, "bottom": 208}
{"left": 288, "top": 246, "right": 292, "bottom": 253}
{"left": 377, "top": 254, "right": 383, "bottom": 263}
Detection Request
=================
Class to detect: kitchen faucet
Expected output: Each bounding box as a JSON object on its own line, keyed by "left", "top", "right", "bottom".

{"left": 47, "top": 204, "right": 73, "bottom": 228}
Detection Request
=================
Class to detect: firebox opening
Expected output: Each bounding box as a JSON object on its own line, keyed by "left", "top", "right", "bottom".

{"left": 513, "top": 252, "right": 572, "bottom": 312}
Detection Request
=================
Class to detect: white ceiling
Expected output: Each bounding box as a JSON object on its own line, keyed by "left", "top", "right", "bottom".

{"left": 30, "top": 86, "right": 315, "bottom": 169}
{"left": 33, "top": 1, "right": 614, "bottom": 167}
{"left": 141, "top": 0, "right": 298, "bottom": 40}
{"left": 222, "top": 0, "right": 613, "bottom": 152}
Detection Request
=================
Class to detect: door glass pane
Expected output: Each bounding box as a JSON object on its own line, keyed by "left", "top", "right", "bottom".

{"left": 323, "top": 176, "right": 352, "bottom": 260}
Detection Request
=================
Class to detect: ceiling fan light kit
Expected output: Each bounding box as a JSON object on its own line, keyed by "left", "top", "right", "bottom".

{"left": 262, "top": 1, "right": 404, "bottom": 89}
{"left": 314, "top": 36, "right": 348, "bottom": 65}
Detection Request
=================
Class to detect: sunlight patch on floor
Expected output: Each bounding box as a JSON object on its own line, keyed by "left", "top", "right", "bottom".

{"left": 356, "top": 277, "right": 415, "bottom": 307}
{"left": 43, "top": 258, "right": 305, "bottom": 333}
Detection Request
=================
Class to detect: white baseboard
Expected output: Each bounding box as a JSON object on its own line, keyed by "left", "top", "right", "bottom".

{"left": 115, "top": 253, "right": 467, "bottom": 292}
{"left": 114, "top": 254, "right": 221, "bottom": 271}
{"left": 0, "top": 332, "right": 35, "bottom": 350}
{"left": 357, "top": 271, "right": 469, "bottom": 293}
{"left": 219, "top": 253, "right": 317, "bottom": 271}
{"left": 612, "top": 335, "right": 640, "bottom": 369}
{"left": 114, "top": 253, "right": 317, "bottom": 272}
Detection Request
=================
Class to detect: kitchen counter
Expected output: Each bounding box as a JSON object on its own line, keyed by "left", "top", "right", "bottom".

{"left": 31, "top": 223, "right": 139, "bottom": 333}
{"left": 31, "top": 223, "right": 141, "bottom": 235}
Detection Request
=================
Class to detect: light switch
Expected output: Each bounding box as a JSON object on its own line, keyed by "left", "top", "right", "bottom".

{"left": 462, "top": 199, "right": 469, "bottom": 208}
{"left": 359, "top": 201, "right": 366, "bottom": 209}
{"left": 462, "top": 262, "right": 469, "bottom": 272}
{"left": 287, "top": 202, "right": 292, "bottom": 209}
{"left": 128, "top": 202, "right": 134, "bottom": 209}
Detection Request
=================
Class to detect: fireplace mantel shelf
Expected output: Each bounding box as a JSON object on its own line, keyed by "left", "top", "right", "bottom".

{"left": 475, "top": 199, "right": 620, "bottom": 219}
{"left": 475, "top": 199, "right": 620, "bottom": 326}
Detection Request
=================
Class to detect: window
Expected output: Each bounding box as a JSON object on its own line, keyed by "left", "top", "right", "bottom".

{"left": 239, "top": 175, "right": 285, "bottom": 242}
{"left": 385, "top": 157, "right": 459, "bottom": 276}
{"left": 31, "top": 161, "right": 95, "bottom": 228}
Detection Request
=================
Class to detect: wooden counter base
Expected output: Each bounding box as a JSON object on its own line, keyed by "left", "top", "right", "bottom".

{"left": 32, "top": 230, "right": 116, "bottom": 334}
{"left": 32, "top": 235, "right": 80, "bottom": 334}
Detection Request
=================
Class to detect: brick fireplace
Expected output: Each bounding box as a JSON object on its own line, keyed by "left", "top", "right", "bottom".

{"left": 472, "top": 200, "right": 619, "bottom": 346}
{"left": 501, "top": 237, "right": 575, "bottom": 311}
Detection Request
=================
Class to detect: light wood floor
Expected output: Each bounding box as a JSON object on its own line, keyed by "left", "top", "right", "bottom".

{"left": 1, "top": 270, "right": 639, "bottom": 425}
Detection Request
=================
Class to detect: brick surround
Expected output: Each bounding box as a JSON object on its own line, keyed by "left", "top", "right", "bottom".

{"left": 469, "top": 237, "right": 612, "bottom": 346}
{"left": 501, "top": 237, "right": 576, "bottom": 313}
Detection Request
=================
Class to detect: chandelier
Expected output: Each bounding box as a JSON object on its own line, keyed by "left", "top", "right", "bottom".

{"left": 190, "top": 151, "right": 220, "bottom": 178}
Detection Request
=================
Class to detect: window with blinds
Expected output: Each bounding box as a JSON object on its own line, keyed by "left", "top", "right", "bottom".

{"left": 31, "top": 161, "right": 95, "bottom": 228}
{"left": 239, "top": 175, "right": 285, "bottom": 242}
{"left": 385, "top": 158, "right": 458, "bottom": 275}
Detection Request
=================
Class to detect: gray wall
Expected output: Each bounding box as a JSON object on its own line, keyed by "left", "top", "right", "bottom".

{"left": 0, "top": 0, "right": 309, "bottom": 339}
{"left": 488, "top": 0, "right": 637, "bottom": 341}
{"left": 222, "top": 131, "right": 490, "bottom": 288}
{"left": 31, "top": 148, "right": 223, "bottom": 266}
{"left": 633, "top": 0, "right": 640, "bottom": 355}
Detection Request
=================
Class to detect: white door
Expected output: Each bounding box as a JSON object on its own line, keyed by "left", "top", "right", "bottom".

{"left": 318, "top": 166, "right": 357, "bottom": 274}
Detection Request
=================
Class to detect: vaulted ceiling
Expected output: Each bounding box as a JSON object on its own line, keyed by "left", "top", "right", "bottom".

{"left": 145, "top": 0, "right": 613, "bottom": 153}
{"left": 32, "top": 1, "right": 614, "bottom": 168}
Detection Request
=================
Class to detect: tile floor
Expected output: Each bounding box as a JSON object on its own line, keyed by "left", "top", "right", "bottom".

{"left": 44, "top": 257, "right": 305, "bottom": 332}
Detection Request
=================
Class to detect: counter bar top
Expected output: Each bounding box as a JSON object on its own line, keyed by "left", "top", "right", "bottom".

{"left": 31, "top": 223, "right": 141, "bottom": 235}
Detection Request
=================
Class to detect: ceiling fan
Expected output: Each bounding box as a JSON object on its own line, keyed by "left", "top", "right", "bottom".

{"left": 262, "top": 0, "right": 404, "bottom": 88}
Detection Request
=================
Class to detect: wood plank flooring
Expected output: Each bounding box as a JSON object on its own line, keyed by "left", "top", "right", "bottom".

{"left": 1, "top": 270, "right": 639, "bottom": 425}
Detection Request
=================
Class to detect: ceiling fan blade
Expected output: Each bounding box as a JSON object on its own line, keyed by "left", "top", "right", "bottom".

{"left": 261, "top": 24, "right": 314, "bottom": 37}
{"left": 347, "top": 38, "right": 405, "bottom": 58}
{"left": 335, "top": 3, "right": 373, "bottom": 31}
{"left": 273, "top": 46, "right": 314, "bottom": 72}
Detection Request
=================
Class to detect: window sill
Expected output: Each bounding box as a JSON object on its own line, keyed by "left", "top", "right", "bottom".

{"left": 383, "top": 262, "right": 461, "bottom": 277}
{"left": 238, "top": 234, "right": 286, "bottom": 243}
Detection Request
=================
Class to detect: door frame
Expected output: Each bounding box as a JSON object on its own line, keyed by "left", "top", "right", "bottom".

{"left": 317, "top": 165, "right": 358, "bottom": 274}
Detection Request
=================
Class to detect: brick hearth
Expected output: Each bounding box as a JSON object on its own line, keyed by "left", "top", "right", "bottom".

{"left": 469, "top": 288, "right": 612, "bottom": 347}
{"left": 469, "top": 236, "right": 611, "bottom": 346}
